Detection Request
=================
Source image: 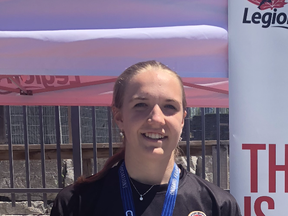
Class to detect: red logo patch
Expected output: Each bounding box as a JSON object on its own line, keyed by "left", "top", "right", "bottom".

{"left": 188, "top": 211, "right": 206, "bottom": 216}
{"left": 248, "top": 0, "right": 287, "bottom": 10}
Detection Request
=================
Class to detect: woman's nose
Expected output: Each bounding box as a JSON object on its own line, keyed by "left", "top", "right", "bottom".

{"left": 147, "top": 105, "right": 165, "bottom": 125}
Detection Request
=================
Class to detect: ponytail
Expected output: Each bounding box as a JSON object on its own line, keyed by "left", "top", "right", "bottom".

{"left": 74, "top": 148, "right": 125, "bottom": 187}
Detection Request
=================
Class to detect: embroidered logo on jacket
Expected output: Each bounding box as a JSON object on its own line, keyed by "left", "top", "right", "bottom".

{"left": 188, "top": 211, "right": 206, "bottom": 216}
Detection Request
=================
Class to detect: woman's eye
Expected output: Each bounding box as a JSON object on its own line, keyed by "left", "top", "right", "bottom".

{"left": 134, "top": 103, "right": 147, "bottom": 108}
{"left": 165, "top": 104, "right": 176, "bottom": 110}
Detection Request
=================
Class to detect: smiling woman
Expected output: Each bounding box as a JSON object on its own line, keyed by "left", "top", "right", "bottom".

{"left": 50, "top": 61, "right": 242, "bottom": 216}
{"left": 113, "top": 62, "right": 186, "bottom": 182}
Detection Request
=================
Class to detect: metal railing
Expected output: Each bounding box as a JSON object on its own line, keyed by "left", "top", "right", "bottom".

{"left": 0, "top": 106, "right": 229, "bottom": 208}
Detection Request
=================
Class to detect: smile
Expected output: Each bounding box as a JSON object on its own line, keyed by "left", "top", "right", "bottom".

{"left": 143, "top": 133, "right": 166, "bottom": 140}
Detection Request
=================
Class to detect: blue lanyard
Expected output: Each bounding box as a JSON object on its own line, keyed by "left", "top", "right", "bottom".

{"left": 118, "top": 162, "right": 179, "bottom": 216}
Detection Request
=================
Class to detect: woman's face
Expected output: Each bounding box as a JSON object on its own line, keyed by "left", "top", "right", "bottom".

{"left": 115, "top": 68, "right": 186, "bottom": 160}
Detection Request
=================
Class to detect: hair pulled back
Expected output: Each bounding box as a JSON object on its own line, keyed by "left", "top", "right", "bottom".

{"left": 113, "top": 60, "right": 186, "bottom": 110}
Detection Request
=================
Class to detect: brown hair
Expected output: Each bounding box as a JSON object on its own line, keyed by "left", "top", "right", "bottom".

{"left": 75, "top": 60, "right": 186, "bottom": 186}
{"left": 113, "top": 60, "right": 186, "bottom": 110}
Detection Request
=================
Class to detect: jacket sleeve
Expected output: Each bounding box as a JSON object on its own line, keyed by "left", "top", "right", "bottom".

{"left": 50, "top": 185, "right": 80, "bottom": 216}
{"left": 50, "top": 194, "right": 66, "bottom": 216}
{"left": 231, "top": 201, "right": 242, "bottom": 216}
{"left": 221, "top": 194, "right": 242, "bottom": 216}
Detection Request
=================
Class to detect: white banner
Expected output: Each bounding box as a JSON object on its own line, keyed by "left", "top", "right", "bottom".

{"left": 229, "top": 0, "right": 288, "bottom": 215}
{"left": 0, "top": 26, "right": 227, "bottom": 77}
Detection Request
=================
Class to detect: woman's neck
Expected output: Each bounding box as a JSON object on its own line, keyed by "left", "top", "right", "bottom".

{"left": 124, "top": 151, "right": 176, "bottom": 185}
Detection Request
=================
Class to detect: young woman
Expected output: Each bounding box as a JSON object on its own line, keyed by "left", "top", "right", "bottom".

{"left": 51, "top": 61, "right": 242, "bottom": 216}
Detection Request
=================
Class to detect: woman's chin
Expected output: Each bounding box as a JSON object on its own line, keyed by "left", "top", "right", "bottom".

{"left": 143, "top": 146, "right": 169, "bottom": 158}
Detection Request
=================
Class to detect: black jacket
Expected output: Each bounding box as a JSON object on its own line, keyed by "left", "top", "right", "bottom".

{"left": 51, "top": 163, "right": 242, "bottom": 216}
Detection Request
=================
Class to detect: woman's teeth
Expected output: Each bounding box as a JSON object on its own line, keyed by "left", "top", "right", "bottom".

{"left": 144, "top": 133, "right": 164, "bottom": 139}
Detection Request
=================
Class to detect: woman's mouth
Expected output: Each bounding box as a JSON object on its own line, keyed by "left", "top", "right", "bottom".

{"left": 142, "top": 133, "right": 166, "bottom": 140}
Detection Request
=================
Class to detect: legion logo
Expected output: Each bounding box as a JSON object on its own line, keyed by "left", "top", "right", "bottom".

{"left": 243, "top": 0, "right": 288, "bottom": 28}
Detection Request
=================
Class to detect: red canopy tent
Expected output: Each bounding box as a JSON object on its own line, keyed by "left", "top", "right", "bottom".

{"left": 0, "top": 0, "right": 228, "bottom": 108}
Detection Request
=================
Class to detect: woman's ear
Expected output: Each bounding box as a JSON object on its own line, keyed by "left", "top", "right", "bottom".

{"left": 181, "top": 110, "right": 187, "bottom": 128}
{"left": 112, "top": 106, "right": 123, "bottom": 130}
